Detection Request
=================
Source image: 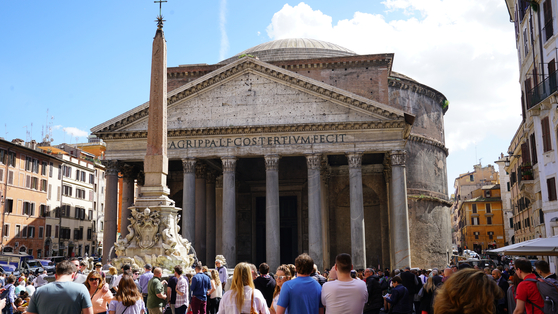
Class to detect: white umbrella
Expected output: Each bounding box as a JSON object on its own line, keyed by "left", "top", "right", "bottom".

{"left": 487, "top": 235, "right": 558, "bottom": 256}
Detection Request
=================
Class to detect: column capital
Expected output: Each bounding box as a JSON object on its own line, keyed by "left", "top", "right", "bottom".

{"left": 306, "top": 154, "right": 321, "bottom": 170}
{"left": 221, "top": 156, "right": 237, "bottom": 172}
{"left": 121, "top": 163, "right": 139, "bottom": 180}
{"left": 195, "top": 163, "right": 207, "bottom": 179}
{"left": 206, "top": 170, "right": 217, "bottom": 183}
{"left": 346, "top": 152, "right": 363, "bottom": 169}
{"left": 182, "top": 158, "right": 196, "bottom": 173}
{"left": 102, "top": 160, "right": 121, "bottom": 176}
{"left": 390, "top": 150, "right": 407, "bottom": 166}
{"left": 265, "top": 155, "right": 280, "bottom": 171}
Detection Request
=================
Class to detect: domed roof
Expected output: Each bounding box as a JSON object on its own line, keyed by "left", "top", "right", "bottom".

{"left": 219, "top": 38, "right": 358, "bottom": 64}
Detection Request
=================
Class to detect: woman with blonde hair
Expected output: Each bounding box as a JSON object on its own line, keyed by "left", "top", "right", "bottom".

{"left": 270, "top": 265, "right": 291, "bottom": 314}
{"left": 434, "top": 268, "right": 503, "bottom": 314}
{"left": 85, "top": 271, "right": 113, "bottom": 314}
{"left": 418, "top": 274, "right": 437, "bottom": 314}
{"left": 208, "top": 269, "right": 223, "bottom": 314}
{"left": 217, "top": 262, "right": 269, "bottom": 314}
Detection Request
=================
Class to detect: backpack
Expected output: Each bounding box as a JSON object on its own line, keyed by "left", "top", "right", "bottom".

{"left": 0, "top": 284, "right": 12, "bottom": 303}
{"left": 524, "top": 277, "right": 558, "bottom": 314}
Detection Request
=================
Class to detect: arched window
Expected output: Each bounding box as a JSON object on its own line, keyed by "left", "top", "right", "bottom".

{"left": 3, "top": 247, "right": 13, "bottom": 253}
{"left": 19, "top": 246, "right": 26, "bottom": 253}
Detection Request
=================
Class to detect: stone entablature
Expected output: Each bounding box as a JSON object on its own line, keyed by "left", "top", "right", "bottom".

{"left": 389, "top": 77, "right": 448, "bottom": 113}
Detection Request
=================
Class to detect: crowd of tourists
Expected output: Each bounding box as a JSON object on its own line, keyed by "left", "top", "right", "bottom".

{"left": 0, "top": 253, "right": 556, "bottom": 314}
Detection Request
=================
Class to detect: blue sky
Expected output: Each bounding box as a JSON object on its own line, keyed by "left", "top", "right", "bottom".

{"left": 1, "top": 0, "right": 521, "bottom": 195}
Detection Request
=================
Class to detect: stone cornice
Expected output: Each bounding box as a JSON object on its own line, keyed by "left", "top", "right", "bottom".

{"left": 408, "top": 133, "right": 449, "bottom": 156}
{"left": 96, "top": 120, "right": 406, "bottom": 140}
{"left": 388, "top": 77, "right": 448, "bottom": 114}
{"left": 92, "top": 57, "right": 410, "bottom": 135}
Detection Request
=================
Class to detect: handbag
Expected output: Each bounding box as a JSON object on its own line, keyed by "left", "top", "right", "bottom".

{"left": 417, "top": 286, "right": 424, "bottom": 298}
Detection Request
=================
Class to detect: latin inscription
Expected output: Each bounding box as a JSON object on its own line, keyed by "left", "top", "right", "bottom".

{"left": 168, "top": 134, "right": 347, "bottom": 149}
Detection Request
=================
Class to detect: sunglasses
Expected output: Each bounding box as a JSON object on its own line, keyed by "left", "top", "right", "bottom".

{"left": 276, "top": 276, "right": 286, "bottom": 280}
{"left": 88, "top": 278, "right": 100, "bottom": 282}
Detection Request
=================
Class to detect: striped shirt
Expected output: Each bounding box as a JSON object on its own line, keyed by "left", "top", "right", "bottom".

{"left": 175, "top": 275, "right": 189, "bottom": 308}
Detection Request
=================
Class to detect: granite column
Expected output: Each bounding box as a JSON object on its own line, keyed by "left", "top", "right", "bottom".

{"left": 306, "top": 154, "right": 323, "bottom": 270}
{"left": 102, "top": 160, "right": 120, "bottom": 263}
{"left": 389, "top": 151, "right": 411, "bottom": 268}
{"left": 205, "top": 172, "right": 216, "bottom": 266}
{"left": 182, "top": 158, "right": 196, "bottom": 244}
{"left": 222, "top": 157, "right": 237, "bottom": 266}
{"left": 265, "top": 155, "right": 280, "bottom": 271}
{"left": 347, "top": 152, "right": 366, "bottom": 269}
{"left": 195, "top": 164, "right": 207, "bottom": 263}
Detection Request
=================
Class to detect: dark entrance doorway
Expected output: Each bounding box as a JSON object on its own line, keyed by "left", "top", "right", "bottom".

{"left": 255, "top": 196, "right": 298, "bottom": 266}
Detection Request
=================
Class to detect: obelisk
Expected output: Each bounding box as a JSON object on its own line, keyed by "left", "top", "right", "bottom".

{"left": 112, "top": 12, "right": 194, "bottom": 272}
{"left": 141, "top": 17, "right": 171, "bottom": 203}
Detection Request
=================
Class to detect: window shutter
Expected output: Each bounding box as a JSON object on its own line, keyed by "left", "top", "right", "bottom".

{"left": 530, "top": 133, "right": 538, "bottom": 165}
{"left": 547, "top": 177, "right": 557, "bottom": 201}
{"left": 521, "top": 142, "right": 531, "bottom": 164}
{"left": 542, "top": 117, "right": 552, "bottom": 152}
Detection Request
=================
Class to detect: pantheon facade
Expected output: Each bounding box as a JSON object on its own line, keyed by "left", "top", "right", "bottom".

{"left": 92, "top": 38, "right": 452, "bottom": 270}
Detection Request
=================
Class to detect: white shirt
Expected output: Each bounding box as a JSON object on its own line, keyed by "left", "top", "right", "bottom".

{"left": 112, "top": 274, "right": 123, "bottom": 289}
{"left": 419, "top": 274, "right": 427, "bottom": 284}
{"left": 217, "top": 286, "right": 269, "bottom": 314}
{"left": 321, "top": 279, "right": 368, "bottom": 314}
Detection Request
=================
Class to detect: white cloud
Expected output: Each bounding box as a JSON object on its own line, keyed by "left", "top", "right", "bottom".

{"left": 219, "top": 0, "right": 229, "bottom": 61}
{"left": 52, "top": 125, "right": 62, "bottom": 130}
{"left": 265, "top": 1, "right": 521, "bottom": 153}
{"left": 63, "top": 127, "right": 88, "bottom": 138}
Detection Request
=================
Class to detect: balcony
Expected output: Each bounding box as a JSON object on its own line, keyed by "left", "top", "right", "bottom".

{"left": 527, "top": 71, "right": 558, "bottom": 109}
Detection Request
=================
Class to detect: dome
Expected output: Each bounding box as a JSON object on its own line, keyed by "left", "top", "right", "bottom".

{"left": 219, "top": 38, "right": 358, "bottom": 64}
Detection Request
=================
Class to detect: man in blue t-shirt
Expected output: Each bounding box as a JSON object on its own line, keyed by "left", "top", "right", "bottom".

{"left": 277, "top": 253, "right": 324, "bottom": 314}
{"left": 26, "top": 260, "right": 93, "bottom": 314}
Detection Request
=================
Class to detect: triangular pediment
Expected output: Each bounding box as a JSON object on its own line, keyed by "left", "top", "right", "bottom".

{"left": 91, "top": 57, "right": 412, "bottom": 136}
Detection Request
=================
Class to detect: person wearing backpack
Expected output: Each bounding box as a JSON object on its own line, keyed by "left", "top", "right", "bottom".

{"left": 0, "top": 275, "right": 17, "bottom": 314}
{"left": 513, "top": 258, "right": 545, "bottom": 314}
{"left": 535, "top": 261, "right": 557, "bottom": 281}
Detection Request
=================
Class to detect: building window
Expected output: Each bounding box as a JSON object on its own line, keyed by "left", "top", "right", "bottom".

{"left": 88, "top": 210, "right": 93, "bottom": 221}
{"left": 40, "top": 205, "right": 48, "bottom": 217}
{"left": 471, "top": 217, "right": 479, "bottom": 225}
{"left": 63, "top": 185, "right": 72, "bottom": 197}
{"left": 486, "top": 204, "right": 491, "bottom": 213}
{"left": 470, "top": 174, "right": 474, "bottom": 182}
{"left": 40, "top": 179, "right": 47, "bottom": 192}
{"left": 487, "top": 216, "right": 493, "bottom": 225}
{"left": 21, "top": 226, "right": 27, "bottom": 238}
{"left": 488, "top": 231, "right": 494, "bottom": 240}
{"left": 15, "top": 225, "right": 20, "bottom": 238}
{"left": 49, "top": 162, "right": 53, "bottom": 178}
{"left": 41, "top": 161, "right": 47, "bottom": 176}
{"left": 472, "top": 204, "right": 477, "bottom": 214}
{"left": 55, "top": 225, "right": 59, "bottom": 238}
{"left": 22, "top": 202, "right": 35, "bottom": 216}
{"left": 28, "top": 226, "right": 35, "bottom": 238}
{"left": 7, "top": 152, "right": 15, "bottom": 167}
{"left": 4, "top": 199, "right": 13, "bottom": 213}
{"left": 3, "top": 224, "right": 9, "bottom": 237}
{"left": 544, "top": 0, "right": 554, "bottom": 41}
{"left": 46, "top": 225, "right": 51, "bottom": 238}
{"left": 540, "top": 209, "right": 545, "bottom": 224}
{"left": 87, "top": 228, "right": 92, "bottom": 240}
{"left": 510, "top": 218, "right": 514, "bottom": 229}
{"left": 542, "top": 117, "right": 552, "bottom": 152}
{"left": 474, "top": 232, "right": 479, "bottom": 240}
{"left": 530, "top": 133, "right": 538, "bottom": 165}
{"left": 548, "top": 177, "right": 557, "bottom": 201}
